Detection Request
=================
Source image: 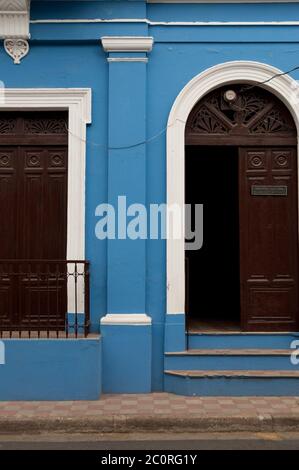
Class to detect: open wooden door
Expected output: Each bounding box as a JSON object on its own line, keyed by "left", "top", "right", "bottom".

{"left": 239, "top": 147, "right": 299, "bottom": 331}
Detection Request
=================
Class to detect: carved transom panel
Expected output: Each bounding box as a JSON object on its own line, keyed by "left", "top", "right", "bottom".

{"left": 24, "top": 118, "right": 67, "bottom": 135}
{"left": 0, "top": 112, "right": 68, "bottom": 136}
{"left": 186, "top": 85, "right": 296, "bottom": 138}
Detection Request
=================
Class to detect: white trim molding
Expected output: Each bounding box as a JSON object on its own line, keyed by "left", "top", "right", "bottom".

{"left": 101, "top": 314, "right": 152, "bottom": 326}
{"left": 107, "top": 57, "right": 148, "bottom": 63}
{"left": 1, "top": 88, "right": 91, "bottom": 314}
{"left": 167, "top": 61, "right": 299, "bottom": 315}
{"left": 0, "top": 0, "right": 30, "bottom": 38}
{"left": 101, "top": 36, "right": 154, "bottom": 53}
{"left": 31, "top": 18, "right": 299, "bottom": 27}
{"left": 1, "top": 88, "right": 91, "bottom": 263}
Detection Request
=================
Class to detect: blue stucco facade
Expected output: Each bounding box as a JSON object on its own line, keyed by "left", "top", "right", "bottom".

{"left": 1, "top": 1, "right": 299, "bottom": 399}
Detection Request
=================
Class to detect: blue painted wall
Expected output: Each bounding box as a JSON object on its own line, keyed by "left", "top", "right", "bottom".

{"left": 1, "top": 1, "right": 299, "bottom": 396}
{"left": 0, "top": 338, "right": 101, "bottom": 400}
{"left": 101, "top": 324, "right": 152, "bottom": 393}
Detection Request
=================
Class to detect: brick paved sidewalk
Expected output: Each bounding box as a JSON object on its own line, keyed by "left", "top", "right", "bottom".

{"left": 1, "top": 394, "right": 299, "bottom": 434}
{"left": 0, "top": 394, "right": 299, "bottom": 418}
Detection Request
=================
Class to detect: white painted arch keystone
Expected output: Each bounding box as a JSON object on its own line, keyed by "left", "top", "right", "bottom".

{"left": 166, "top": 61, "right": 299, "bottom": 315}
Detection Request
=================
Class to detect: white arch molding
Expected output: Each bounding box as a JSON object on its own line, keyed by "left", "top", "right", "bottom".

{"left": 166, "top": 61, "right": 299, "bottom": 315}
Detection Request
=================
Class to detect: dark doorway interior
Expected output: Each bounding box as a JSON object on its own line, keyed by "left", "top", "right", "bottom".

{"left": 185, "top": 146, "right": 240, "bottom": 327}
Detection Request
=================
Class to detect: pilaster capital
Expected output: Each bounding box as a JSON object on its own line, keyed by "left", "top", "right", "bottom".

{"left": 101, "top": 36, "right": 154, "bottom": 53}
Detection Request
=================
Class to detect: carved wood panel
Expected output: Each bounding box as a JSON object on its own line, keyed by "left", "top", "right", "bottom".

{"left": 186, "top": 85, "right": 296, "bottom": 145}
{"left": 0, "top": 111, "right": 68, "bottom": 146}
{"left": 0, "top": 112, "right": 68, "bottom": 330}
{"left": 239, "top": 147, "right": 298, "bottom": 331}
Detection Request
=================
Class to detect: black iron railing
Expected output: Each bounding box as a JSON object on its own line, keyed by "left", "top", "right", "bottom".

{"left": 0, "top": 260, "right": 90, "bottom": 338}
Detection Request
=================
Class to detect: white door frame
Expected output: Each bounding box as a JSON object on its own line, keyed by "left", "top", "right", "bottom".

{"left": 1, "top": 88, "right": 91, "bottom": 314}
{"left": 166, "top": 61, "right": 299, "bottom": 315}
{"left": 0, "top": 88, "right": 91, "bottom": 261}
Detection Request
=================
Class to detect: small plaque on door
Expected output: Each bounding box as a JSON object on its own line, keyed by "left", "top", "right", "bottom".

{"left": 251, "top": 185, "right": 288, "bottom": 196}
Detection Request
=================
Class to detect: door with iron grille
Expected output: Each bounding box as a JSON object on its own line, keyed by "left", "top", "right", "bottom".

{"left": 0, "top": 112, "right": 68, "bottom": 331}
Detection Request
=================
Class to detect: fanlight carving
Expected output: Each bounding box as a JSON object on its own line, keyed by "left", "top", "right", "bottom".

{"left": 24, "top": 118, "right": 68, "bottom": 134}
{"left": 0, "top": 113, "right": 68, "bottom": 135}
{"left": 186, "top": 85, "right": 296, "bottom": 140}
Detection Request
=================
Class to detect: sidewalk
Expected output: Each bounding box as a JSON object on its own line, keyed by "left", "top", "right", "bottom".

{"left": 1, "top": 394, "right": 299, "bottom": 434}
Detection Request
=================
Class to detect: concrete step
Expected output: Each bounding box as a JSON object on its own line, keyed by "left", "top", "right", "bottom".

{"left": 188, "top": 332, "right": 299, "bottom": 350}
{"left": 164, "top": 370, "right": 299, "bottom": 396}
{"left": 165, "top": 349, "right": 298, "bottom": 370}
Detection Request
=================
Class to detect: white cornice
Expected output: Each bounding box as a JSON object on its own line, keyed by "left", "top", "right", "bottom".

{"left": 101, "top": 36, "right": 154, "bottom": 53}
{"left": 0, "top": 0, "right": 30, "bottom": 38}
{"left": 32, "top": 18, "right": 299, "bottom": 27}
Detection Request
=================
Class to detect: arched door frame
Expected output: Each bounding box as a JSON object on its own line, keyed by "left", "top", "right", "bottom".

{"left": 166, "top": 61, "right": 299, "bottom": 322}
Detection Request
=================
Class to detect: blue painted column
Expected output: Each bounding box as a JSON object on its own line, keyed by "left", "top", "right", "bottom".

{"left": 102, "top": 36, "right": 153, "bottom": 315}
{"left": 100, "top": 37, "right": 153, "bottom": 393}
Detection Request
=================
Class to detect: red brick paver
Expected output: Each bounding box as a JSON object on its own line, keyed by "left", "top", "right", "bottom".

{"left": 0, "top": 394, "right": 299, "bottom": 418}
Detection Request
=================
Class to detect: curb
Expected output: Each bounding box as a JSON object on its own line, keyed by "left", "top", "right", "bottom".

{"left": 1, "top": 413, "right": 299, "bottom": 434}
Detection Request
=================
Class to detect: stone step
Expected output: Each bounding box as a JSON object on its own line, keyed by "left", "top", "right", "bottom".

{"left": 164, "top": 369, "right": 299, "bottom": 396}
{"left": 166, "top": 349, "right": 292, "bottom": 356}
{"left": 165, "top": 370, "right": 299, "bottom": 378}
{"left": 165, "top": 349, "right": 299, "bottom": 370}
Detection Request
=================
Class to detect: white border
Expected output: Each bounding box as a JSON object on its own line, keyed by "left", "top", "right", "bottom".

{"left": 101, "top": 36, "right": 154, "bottom": 52}
{"left": 31, "top": 19, "right": 299, "bottom": 26}
{"left": 2, "top": 88, "right": 92, "bottom": 261}
{"left": 166, "top": 61, "right": 299, "bottom": 314}
{"left": 101, "top": 314, "right": 152, "bottom": 326}
{"left": 107, "top": 58, "right": 149, "bottom": 63}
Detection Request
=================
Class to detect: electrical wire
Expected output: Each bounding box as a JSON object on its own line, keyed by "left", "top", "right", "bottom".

{"left": 66, "top": 65, "right": 299, "bottom": 150}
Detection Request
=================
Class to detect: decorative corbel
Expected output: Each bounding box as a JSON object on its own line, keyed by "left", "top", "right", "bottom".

{"left": 4, "top": 38, "right": 29, "bottom": 64}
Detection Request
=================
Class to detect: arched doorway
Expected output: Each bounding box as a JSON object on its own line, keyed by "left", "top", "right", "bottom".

{"left": 185, "top": 84, "right": 298, "bottom": 332}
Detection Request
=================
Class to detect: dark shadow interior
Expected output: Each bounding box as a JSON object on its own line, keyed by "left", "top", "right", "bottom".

{"left": 185, "top": 146, "right": 240, "bottom": 328}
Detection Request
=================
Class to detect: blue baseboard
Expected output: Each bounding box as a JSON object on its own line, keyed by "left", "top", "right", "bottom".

{"left": 165, "top": 353, "right": 299, "bottom": 371}
{"left": 101, "top": 322, "right": 152, "bottom": 393}
{"left": 188, "top": 333, "right": 299, "bottom": 350}
{"left": 164, "top": 373, "right": 299, "bottom": 396}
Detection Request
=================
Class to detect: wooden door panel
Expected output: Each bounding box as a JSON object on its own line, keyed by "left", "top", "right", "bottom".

{"left": 0, "top": 282, "right": 13, "bottom": 327}
{"left": 239, "top": 147, "right": 299, "bottom": 331}
{"left": 21, "top": 147, "right": 67, "bottom": 260}
{"left": 0, "top": 148, "right": 19, "bottom": 328}
{"left": 0, "top": 148, "right": 18, "bottom": 258}
{"left": 18, "top": 148, "right": 68, "bottom": 327}
{"left": 0, "top": 143, "right": 67, "bottom": 330}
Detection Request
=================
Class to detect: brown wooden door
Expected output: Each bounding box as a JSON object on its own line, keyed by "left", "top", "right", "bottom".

{"left": 239, "top": 147, "right": 299, "bottom": 331}
{"left": 0, "top": 112, "right": 68, "bottom": 330}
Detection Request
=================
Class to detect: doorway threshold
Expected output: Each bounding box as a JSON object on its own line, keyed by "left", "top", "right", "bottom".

{"left": 187, "top": 318, "right": 298, "bottom": 335}
{"left": 188, "top": 319, "right": 241, "bottom": 334}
